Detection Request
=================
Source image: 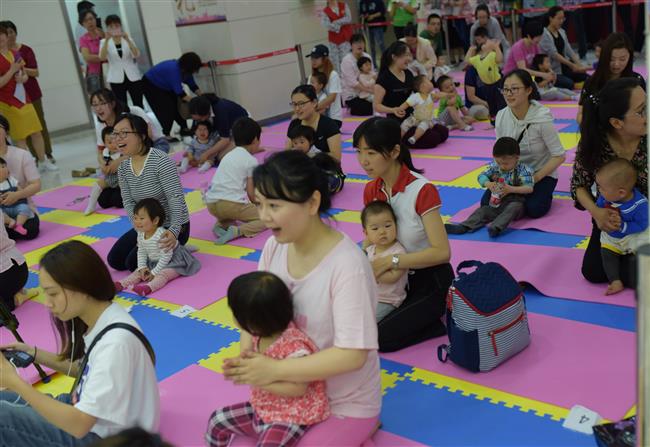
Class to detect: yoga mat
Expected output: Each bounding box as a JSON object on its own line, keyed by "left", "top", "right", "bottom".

{"left": 382, "top": 312, "right": 635, "bottom": 421}
{"left": 340, "top": 153, "right": 366, "bottom": 175}
{"left": 33, "top": 185, "right": 126, "bottom": 216}
{"left": 230, "top": 231, "right": 272, "bottom": 251}
{"left": 15, "top": 221, "right": 85, "bottom": 254}
{"left": 260, "top": 132, "right": 288, "bottom": 149}
{"left": 179, "top": 168, "right": 214, "bottom": 191}
{"left": 416, "top": 157, "right": 487, "bottom": 182}
{"left": 449, "top": 239, "right": 636, "bottom": 306}
{"left": 159, "top": 364, "right": 249, "bottom": 447}
{"left": 331, "top": 181, "right": 366, "bottom": 211}
{"left": 0, "top": 300, "right": 58, "bottom": 383}
{"left": 331, "top": 220, "right": 365, "bottom": 243}
{"left": 88, "top": 237, "right": 131, "bottom": 281}
{"left": 556, "top": 164, "right": 573, "bottom": 193}
{"left": 450, "top": 198, "right": 591, "bottom": 237}
{"left": 340, "top": 119, "right": 363, "bottom": 135}
{"left": 547, "top": 106, "right": 580, "bottom": 120}
{"left": 422, "top": 137, "right": 494, "bottom": 158}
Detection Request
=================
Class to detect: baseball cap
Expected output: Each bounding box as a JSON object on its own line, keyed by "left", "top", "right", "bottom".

{"left": 306, "top": 44, "right": 329, "bottom": 59}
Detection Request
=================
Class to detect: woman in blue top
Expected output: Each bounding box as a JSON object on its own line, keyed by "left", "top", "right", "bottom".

{"left": 142, "top": 52, "right": 203, "bottom": 140}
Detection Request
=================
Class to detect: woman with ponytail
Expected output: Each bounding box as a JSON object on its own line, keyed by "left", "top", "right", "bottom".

{"left": 0, "top": 241, "right": 159, "bottom": 446}
{"left": 354, "top": 117, "right": 453, "bottom": 352}
{"left": 107, "top": 113, "right": 190, "bottom": 273}
{"left": 571, "top": 77, "right": 647, "bottom": 286}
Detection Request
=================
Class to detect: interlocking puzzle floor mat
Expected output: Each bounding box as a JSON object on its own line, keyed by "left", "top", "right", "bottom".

{"left": 2, "top": 66, "right": 642, "bottom": 446}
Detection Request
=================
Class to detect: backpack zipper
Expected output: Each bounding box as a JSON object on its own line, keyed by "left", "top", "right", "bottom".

{"left": 488, "top": 312, "right": 525, "bottom": 356}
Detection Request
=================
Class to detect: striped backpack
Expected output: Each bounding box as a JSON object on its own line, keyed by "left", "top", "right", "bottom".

{"left": 437, "top": 260, "right": 531, "bottom": 372}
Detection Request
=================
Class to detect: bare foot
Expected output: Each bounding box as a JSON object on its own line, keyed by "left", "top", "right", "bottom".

{"left": 14, "top": 288, "right": 39, "bottom": 307}
{"left": 605, "top": 280, "right": 625, "bottom": 295}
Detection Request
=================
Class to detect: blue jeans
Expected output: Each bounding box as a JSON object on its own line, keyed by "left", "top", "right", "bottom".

{"left": 480, "top": 176, "right": 558, "bottom": 218}
{"left": 0, "top": 392, "right": 101, "bottom": 446}
{"left": 367, "top": 26, "right": 385, "bottom": 66}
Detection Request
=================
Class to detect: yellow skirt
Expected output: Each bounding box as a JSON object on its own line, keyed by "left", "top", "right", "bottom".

{"left": 0, "top": 101, "right": 42, "bottom": 141}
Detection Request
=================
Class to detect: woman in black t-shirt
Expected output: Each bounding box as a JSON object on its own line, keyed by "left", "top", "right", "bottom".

{"left": 285, "top": 85, "right": 342, "bottom": 160}
{"left": 374, "top": 41, "right": 414, "bottom": 121}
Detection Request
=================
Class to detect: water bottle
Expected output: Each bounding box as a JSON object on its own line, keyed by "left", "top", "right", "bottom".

{"left": 489, "top": 178, "right": 505, "bottom": 208}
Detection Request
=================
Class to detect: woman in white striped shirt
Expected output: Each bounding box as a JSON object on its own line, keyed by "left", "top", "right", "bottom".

{"left": 107, "top": 113, "right": 190, "bottom": 272}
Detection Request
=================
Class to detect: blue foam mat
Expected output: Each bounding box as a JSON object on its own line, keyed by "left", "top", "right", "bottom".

{"left": 82, "top": 216, "right": 133, "bottom": 239}
{"left": 447, "top": 227, "right": 585, "bottom": 248}
{"left": 437, "top": 187, "right": 486, "bottom": 216}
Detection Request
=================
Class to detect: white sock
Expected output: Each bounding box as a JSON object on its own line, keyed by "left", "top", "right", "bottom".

{"left": 179, "top": 157, "right": 189, "bottom": 173}
{"left": 84, "top": 183, "right": 102, "bottom": 215}
{"left": 408, "top": 137, "right": 416, "bottom": 144}
{"left": 198, "top": 161, "right": 211, "bottom": 173}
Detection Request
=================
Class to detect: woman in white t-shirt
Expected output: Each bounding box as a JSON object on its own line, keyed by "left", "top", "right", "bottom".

{"left": 221, "top": 150, "right": 381, "bottom": 445}
{"left": 306, "top": 45, "right": 343, "bottom": 125}
{"left": 0, "top": 240, "right": 159, "bottom": 446}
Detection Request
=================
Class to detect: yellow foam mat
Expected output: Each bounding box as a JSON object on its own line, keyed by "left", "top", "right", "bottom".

{"left": 433, "top": 165, "right": 485, "bottom": 189}
{"left": 332, "top": 210, "right": 361, "bottom": 224}
{"left": 412, "top": 154, "right": 462, "bottom": 160}
{"left": 140, "top": 298, "right": 182, "bottom": 313}
{"left": 24, "top": 235, "right": 99, "bottom": 267}
{"left": 40, "top": 209, "right": 117, "bottom": 228}
{"left": 624, "top": 405, "right": 636, "bottom": 418}
{"left": 35, "top": 373, "right": 75, "bottom": 397}
{"left": 381, "top": 370, "right": 404, "bottom": 395}
{"left": 559, "top": 133, "right": 579, "bottom": 150}
{"left": 199, "top": 341, "right": 241, "bottom": 374}
{"left": 70, "top": 178, "right": 97, "bottom": 187}
{"left": 187, "top": 238, "right": 255, "bottom": 259}
{"left": 575, "top": 237, "right": 590, "bottom": 250}
{"left": 185, "top": 190, "right": 206, "bottom": 214}
{"left": 190, "top": 297, "right": 236, "bottom": 329}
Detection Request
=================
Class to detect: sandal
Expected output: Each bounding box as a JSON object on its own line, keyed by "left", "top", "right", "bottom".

{"left": 71, "top": 169, "right": 88, "bottom": 177}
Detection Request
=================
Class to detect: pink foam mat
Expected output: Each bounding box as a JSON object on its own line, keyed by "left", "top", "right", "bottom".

{"left": 450, "top": 198, "right": 591, "bottom": 236}
{"left": 420, "top": 138, "right": 494, "bottom": 158}
{"left": 16, "top": 221, "right": 85, "bottom": 257}
{"left": 189, "top": 207, "right": 272, "bottom": 250}
{"left": 260, "top": 132, "right": 288, "bottom": 149}
{"left": 179, "top": 168, "right": 213, "bottom": 191}
{"left": 331, "top": 181, "right": 366, "bottom": 211}
{"left": 382, "top": 312, "right": 635, "bottom": 421}
{"left": 331, "top": 220, "right": 365, "bottom": 243}
{"left": 340, "top": 153, "right": 367, "bottom": 175}
{"left": 556, "top": 165, "right": 572, "bottom": 192}
{"left": 34, "top": 185, "right": 126, "bottom": 216}
{"left": 449, "top": 239, "right": 636, "bottom": 306}
{"left": 416, "top": 157, "right": 487, "bottom": 182}
{"left": 547, "top": 106, "right": 580, "bottom": 120}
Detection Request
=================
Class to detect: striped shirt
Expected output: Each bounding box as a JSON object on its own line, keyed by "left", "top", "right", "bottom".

{"left": 137, "top": 227, "right": 174, "bottom": 275}
{"left": 118, "top": 148, "right": 189, "bottom": 237}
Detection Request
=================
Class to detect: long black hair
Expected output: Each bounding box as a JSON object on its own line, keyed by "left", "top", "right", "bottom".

{"left": 115, "top": 113, "right": 153, "bottom": 155}
{"left": 584, "top": 33, "right": 635, "bottom": 96}
{"left": 353, "top": 117, "right": 423, "bottom": 174}
{"left": 90, "top": 88, "right": 129, "bottom": 124}
{"left": 380, "top": 41, "right": 409, "bottom": 74}
{"left": 577, "top": 77, "right": 644, "bottom": 172}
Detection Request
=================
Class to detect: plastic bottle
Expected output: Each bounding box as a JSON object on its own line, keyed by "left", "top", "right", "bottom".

{"left": 489, "top": 178, "right": 505, "bottom": 208}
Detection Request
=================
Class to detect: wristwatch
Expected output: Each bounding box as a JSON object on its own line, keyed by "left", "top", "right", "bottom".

{"left": 391, "top": 255, "right": 400, "bottom": 269}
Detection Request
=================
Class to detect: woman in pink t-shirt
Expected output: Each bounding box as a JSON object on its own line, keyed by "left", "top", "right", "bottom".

{"left": 222, "top": 150, "right": 381, "bottom": 446}
{"left": 503, "top": 20, "right": 553, "bottom": 84}
{"left": 78, "top": 9, "right": 105, "bottom": 95}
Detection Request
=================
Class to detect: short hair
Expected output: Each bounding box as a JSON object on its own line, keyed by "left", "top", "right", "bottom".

{"left": 2, "top": 21, "right": 16, "bottom": 33}
{"left": 474, "top": 26, "right": 489, "bottom": 38}
{"left": 531, "top": 53, "right": 549, "bottom": 71}
{"left": 523, "top": 20, "right": 544, "bottom": 39}
{"left": 231, "top": 117, "right": 261, "bottom": 146}
{"left": 227, "top": 271, "right": 294, "bottom": 337}
{"left": 311, "top": 71, "right": 328, "bottom": 88}
{"left": 287, "top": 124, "right": 315, "bottom": 144}
{"left": 78, "top": 9, "right": 98, "bottom": 25}
{"left": 475, "top": 4, "right": 490, "bottom": 17}
{"left": 361, "top": 201, "right": 397, "bottom": 228}
{"left": 403, "top": 22, "right": 418, "bottom": 37}
{"left": 101, "top": 126, "right": 113, "bottom": 143}
{"left": 413, "top": 74, "right": 429, "bottom": 92}
{"left": 357, "top": 56, "right": 372, "bottom": 70}
{"left": 596, "top": 158, "right": 637, "bottom": 190}
{"left": 193, "top": 120, "right": 213, "bottom": 134}
{"left": 547, "top": 6, "right": 564, "bottom": 19}
{"left": 594, "top": 39, "right": 604, "bottom": 49}
{"left": 0, "top": 24, "right": 8, "bottom": 36}
{"left": 104, "top": 15, "right": 121, "bottom": 27}
{"left": 133, "top": 198, "right": 166, "bottom": 226}
{"left": 435, "top": 74, "right": 453, "bottom": 89}
{"left": 77, "top": 1, "right": 95, "bottom": 14}
{"left": 493, "top": 137, "right": 520, "bottom": 157}
{"left": 189, "top": 95, "right": 212, "bottom": 116}
{"left": 178, "top": 52, "right": 202, "bottom": 75}
{"left": 350, "top": 33, "right": 366, "bottom": 45}
{"left": 427, "top": 13, "right": 441, "bottom": 24}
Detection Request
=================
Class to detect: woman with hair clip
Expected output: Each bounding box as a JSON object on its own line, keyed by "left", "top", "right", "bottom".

{"left": 571, "top": 77, "right": 647, "bottom": 286}
{"left": 577, "top": 32, "right": 646, "bottom": 124}
{"left": 107, "top": 113, "right": 190, "bottom": 273}
{"left": 0, "top": 240, "right": 159, "bottom": 446}
{"left": 355, "top": 117, "right": 453, "bottom": 352}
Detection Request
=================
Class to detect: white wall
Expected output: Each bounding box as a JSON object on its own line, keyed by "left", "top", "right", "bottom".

{"left": 139, "top": 0, "right": 182, "bottom": 64}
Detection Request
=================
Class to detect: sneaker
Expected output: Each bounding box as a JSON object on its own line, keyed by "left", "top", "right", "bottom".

{"left": 407, "top": 136, "right": 416, "bottom": 145}
{"left": 462, "top": 125, "right": 473, "bottom": 132}
{"left": 444, "top": 223, "right": 469, "bottom": 235}
{"left": 198, "top": 161, "right": 212, "bottom": 173}
{"left": 47, "top": 155, "right": 56, "bottom": 164}
{"left": 13, "top": 224, "right": 28, "bottom": 236}
{"left": 212, "top": 223, "right": 227, "bottom": 238}
{"left": 215, "top": 226, "right": 240, "bottom": 245}
{"left": 40, "top": 159, "right": 59, "bottom": 172}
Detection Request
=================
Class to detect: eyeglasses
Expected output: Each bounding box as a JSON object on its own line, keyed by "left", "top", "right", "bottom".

{"left": 500, "top": 86, "right": 523, "bottom": 96}
{"left": 91, "top": 102, "right": 108, "bottom": 109}
{"left": 111, "top": 130, "right": 138, "bottom": 140}
{"left": 290, "top": 100, "right": 312, "bottom": 109}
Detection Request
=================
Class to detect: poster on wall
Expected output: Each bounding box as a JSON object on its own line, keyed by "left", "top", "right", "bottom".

{"left": 174, "top": 0, "right": 227, "bottom": 27}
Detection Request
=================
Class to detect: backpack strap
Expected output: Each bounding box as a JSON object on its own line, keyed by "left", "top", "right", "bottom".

{"left": 70, "top": 323, "right": 156, "bottom": 394}
{"left": 456, "top": 260, "right": 484, "bottom": 275}
{"left": 517, "top": 124, "right": 530, "bottom": 144}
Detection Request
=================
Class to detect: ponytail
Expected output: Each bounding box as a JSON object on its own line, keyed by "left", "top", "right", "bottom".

{"left": 380, "top": 41, "right": 409, "bottom": 74}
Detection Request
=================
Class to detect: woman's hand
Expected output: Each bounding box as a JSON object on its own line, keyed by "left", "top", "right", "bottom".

{"left": 159, "top": 230, "right": 177, "bottom": 251}
{"left": 392, "top": 107, "right": 406, "bottom": 118}
{"left": 0, "top": 191, "right": 21, "bottom": 206}
{"left": 372, "top": 255, "right": 393, "bottom": 278}
{"left": 0, "top": 350, "right": 25, "bottom": 391}
{"left": 222, "top": 352, "right": 279, "bottom": 387}
{"left": 138, "top": 267, "right": 153, "bottom": 282}
{"left": 0, "top": 342, "right": 33, "bottom": 356}
{"left": 592, "top": 207, "right": 621, "bottom": 233}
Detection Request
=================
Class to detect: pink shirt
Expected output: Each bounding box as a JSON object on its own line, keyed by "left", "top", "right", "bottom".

{"left": 251, "top": 322, "right": 330, "bottom": 425}
{"left": 366, "top": 242, "right": 408, "bottom": 307}
{"left": 503, "top": 39, "right": 539, "bottom": 74}
{"left": 79, "top": 32, "right": 102, "bottom": 75}
{"left": 258, "top": 234, "right": 381, "bottom": 418}
{"left": 0, "top": 223, "right": 25, "bottom": 273}
{"left": 2, "top": 146, "right": 40, "bottom": 211}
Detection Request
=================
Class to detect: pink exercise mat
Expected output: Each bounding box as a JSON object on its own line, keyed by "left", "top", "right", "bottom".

{"left": 417, "top": 157, "right": 487, "bottom": 182}
{"left": 425, "top": 137, "right": 494, "bottom": 158}
{"left": 33, "top": 185, "right": 126, "bottom": 216}
{"left": 16, "top": 221, "right": 85, "bottom": 258}
{"left": 179, "top": 168, "right": 213, "bottom": 191}
{"left": 331, "top": 220, "right": 365, "bottom": 244}
{"left": 260, "top": 132, "right": 288, "bottom": 149}
{"left": 450, "top": 198, "right": 591, "bottom": 237}
{"left": 331, "top": 181, "right": 366, "bottom": 211}
{"left": 382, "top": 312, "right": 635, "bottom": 421}
{"left": 340, "top": 153, "right": 366, "bottom": 176}
{"left": 547, "top": 106, "right": 580, "bottom": 120}
{"left": 449, "top": 239, "right": 636, "bottom": 306}
{"left": 556, "top": 165, "right": 572, "bottom": 192}
{"left": 189, "top": 207, "right": 272, "bottom": 250}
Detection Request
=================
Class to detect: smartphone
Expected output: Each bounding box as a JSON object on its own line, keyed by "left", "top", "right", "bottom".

{"left": 2, "top": 350, "right": 34, "bottom": 368}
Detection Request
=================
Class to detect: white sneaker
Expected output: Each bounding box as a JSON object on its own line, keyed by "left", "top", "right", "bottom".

{"left": 198, "top": 161, "right": 212, "bottom": 173}
{"left": 41, "top": 159, "right": 59, "bottom": 172}
{"left": 463, "top": 125, "right": 473, "bottom": 132}
{"left": 407, "top": 137, "right": 416, "bottom": 145}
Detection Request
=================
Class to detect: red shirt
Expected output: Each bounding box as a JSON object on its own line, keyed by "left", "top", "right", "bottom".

{"left": 0, "top": 50, "right": 24, "bottom": 108}
{"left": 324, "top": 2, "right": 354, "bottom": 45}
{"left": 16, "top": 44, "right": 41, "bottom": 102}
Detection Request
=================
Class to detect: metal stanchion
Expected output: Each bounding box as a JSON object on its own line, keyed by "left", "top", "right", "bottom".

{"left": 638, "top": 244, "right": 650, "bottom": 446}
{"left": 295, "top": 44, "right": 307, "bottom": 84}
{"left": 443, "top": 17, "right": 451, "bottom": 63}
{"left": 208, "top": 61, "right": 219, "bottom": 95}
{"left": 611, "top": 0, "right": 618, "bottom": 32}
{"left": 511, "top": 9, "right": 518, "bottom": 42}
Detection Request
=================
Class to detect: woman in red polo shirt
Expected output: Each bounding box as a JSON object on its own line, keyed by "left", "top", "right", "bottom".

{"left": 354, "top": 117, "right": 453, "bottom": 352}
{"left": 321, "top": 0, "right": 354, "bottom": 71}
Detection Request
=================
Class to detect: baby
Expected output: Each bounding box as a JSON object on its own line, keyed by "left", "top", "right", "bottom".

{"left": 0, "top": 156, "right": 33, "bottom": 236}
{"left": 397, "top": 75, "right": 438, "bottom": 145}
{"left": 357, "top": 56, "right": 376, "bottom": 102}
{"left": 309, "top": 71, "right": 329, "bottom": 114}
{"left": 595, "top": 158, "right": 649, "bottom": 295}
{"left": 85, "top": 127, "right": 123, "bottom": 215}
{"left": 179, "top": 120, "right": 220, "bottom": 174}
{"left": 436, "top": 75, "right": 475, "bottom": 131}
{"left": 531, "top": 54, "right": 578, "bottom": 101}
{"left": 361, "top": 201, "right": 408, "bottom": 322}
{"left": 445, "top": 137, "right": 534, "bottom": 238}
{"left": 288, "top": 124, "right": 321, "bottom": 157}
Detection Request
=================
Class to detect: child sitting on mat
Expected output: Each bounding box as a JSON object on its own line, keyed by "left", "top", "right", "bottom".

{"left": 288, "top": 124, "right": 320, "bottom": 157}
{"left": 396, "top": 75, "right": 439, "bottom": 145}
{"left": 445, "top": 137, "right": 534, "bottom": 238}
{"left": 179, "top": 120, "right": 220, "bottom": 174}
{"left": 361, "top": 201, "right": 408, "bottom": 322}
{"left": 204, "top": 117, "right": 266, "bottom": 245}
{"left": 531, "top": 54, "right": 578, "bottom": 101}
{"left": 114, "top": 198, "right": 200, "bottom": 296}
{"left": 357, "top": 56, "right": 376, "bottom": 103}
{"left": 85, "top": 127, "right": 124, "bottom": 215}
{"left": 436, "top": 75, "right": 475, "bottom": 131}
{"left": 0, "top": 156, "right": 33, "bottom": 236}
{"left": 206, "top": 271, "right": 330, "bottom": 447}
{"left": 310, "top": 72, "right": 330, "bottom": 118}
{"left": 595, "top": 158, "right": 649, "bottom": 295}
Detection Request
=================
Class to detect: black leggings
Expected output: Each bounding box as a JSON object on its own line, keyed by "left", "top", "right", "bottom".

{"left": 107, "top": 222, "right": 191, "bottom": 272}
{"left": 581, "top": 222, "right": 637, "bottom": 287}
{"left": 378, "top": 263, "right": 454, "bottom": 352}
{"left": 110, "top": 78, "right": 145, "bottom": 109}
{"left": 97, "top": 187, "right": 123, "bottom": 209}
{"left": 5, "top": 214, "right": 40, "bottom": 241}
{"left": 142, "top": 77, "right": 188, "bottom": 136}
{"left": 0, "top": 259, "right": 28, "bottom": 311}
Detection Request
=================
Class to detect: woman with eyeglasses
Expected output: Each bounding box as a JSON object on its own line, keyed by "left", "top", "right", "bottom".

{"left": 493, "top": 69, "right": 565, "bottom": 218}
{"left": 106, "top": 113, "right": 190, "bottom": 273}
{"left": 571, "top": 77, "right": 647, "bottom": 287}
{"left": 285, "top": 85, "right": 342, "bottom": 160}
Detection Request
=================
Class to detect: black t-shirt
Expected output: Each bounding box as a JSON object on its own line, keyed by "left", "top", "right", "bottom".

{"left": 552, "top": 32, "right": 564, "bottom": 56}
{"left": 288, "top": 115, "right": 340, "bottom": 153}
{"left": 579, "top": 71, "right": 647, "bottom": 105}
{"left": 210, "top": 97, "right": 249, "bottom": 138}
{"left": 360, "top": 0, "right": 386, "bottom": 23}
{"left": 376, "top": 69, "right": 414, "bottom": 119}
